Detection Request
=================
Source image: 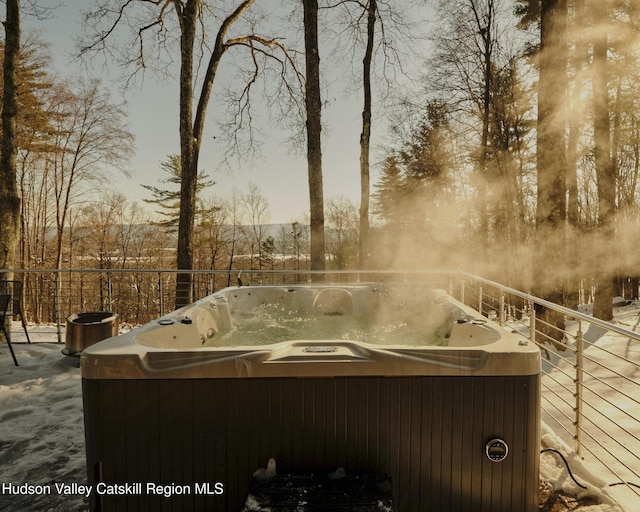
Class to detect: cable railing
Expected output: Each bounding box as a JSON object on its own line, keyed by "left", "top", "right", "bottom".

{"left": 2, "top": 267, "right": 639, "bottom": 503}
{"left": 457, "top": 272, "right": 640, "bottom": 504}
{"left": 0, "top": 268, "right": 453, "bottom": 341}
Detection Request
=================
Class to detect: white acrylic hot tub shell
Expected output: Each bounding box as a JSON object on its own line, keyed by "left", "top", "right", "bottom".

{"left": 81, "top": 283, "right": 541, "bottom": 512}
{"left": 81, "top": 284, "right": 539, "bottom": 380}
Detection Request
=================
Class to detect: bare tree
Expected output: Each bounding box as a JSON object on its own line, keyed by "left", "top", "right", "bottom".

{"left": 471, "top": 0, "right": 497, "bottom": 247}
{"left": 320, "top": 0, "right": 416, "bottom": 268}
{"left": 46, "top": 79, "right": 134, "bottom": 269}
{"left": 289, "top": 219, "right": 309, "bottom": 282}
{"left": 115, "top": 200, "right": 149, "bottom": 268}
{"left": 195, "top": 196, "right": 227, "bottom": 292}
{"left": 79, "top": 193, "right": 125, "bottom": 309}
{"left": 275, "top": 224, "right": 290, "bottom": 282}
{"left": 359, "top": 0, "right": 375, "bottom": 268}
{"left": 12, "top": 35, "right": 57, "bottom": 275}
{"left": 359, "top": 0, "right": 542, "bottom": 280}
{"left": 591, "top": 0, "right": 614, "bottom": 320}
{"left": 222, "top": 188, "right": 246, "bottom": 287}
{"left": 529, "top": 0, "right": 569, "bottom": 342}
{"left": 304, "top": 0, "right": 326, "bottom": 277}
{"left": 427, "top": 0, "right": 514, "bottom": 249}
{"left": 242, "top": 181, "right": 271, "bottom": 272}
{"left": 326, "top": 196, "right": 359, "bottom": 270}
{"left": 81, "top": 0, "right": 302, "bottom": 307}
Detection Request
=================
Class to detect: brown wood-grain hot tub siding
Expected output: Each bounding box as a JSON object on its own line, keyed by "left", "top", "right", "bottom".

{"left": 82, "top": 374, "right": 540, "bottom": 512}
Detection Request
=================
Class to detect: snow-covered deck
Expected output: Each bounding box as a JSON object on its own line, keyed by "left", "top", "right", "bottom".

{"left": 0, "top": 316, "right": 632, "bottom": 511}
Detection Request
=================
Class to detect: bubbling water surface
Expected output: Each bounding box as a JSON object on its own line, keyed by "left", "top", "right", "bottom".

{"left": 207, "top": 302, "right": 453, "bottom": 347}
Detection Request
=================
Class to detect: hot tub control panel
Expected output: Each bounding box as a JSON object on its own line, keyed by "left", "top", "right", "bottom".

{"left": 485, "top": 438, "right": 509, "bottom": 462}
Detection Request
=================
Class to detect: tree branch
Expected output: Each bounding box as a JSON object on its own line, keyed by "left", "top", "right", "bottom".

{"left": 192, "top": 0, "right": 256, "bottom": 149}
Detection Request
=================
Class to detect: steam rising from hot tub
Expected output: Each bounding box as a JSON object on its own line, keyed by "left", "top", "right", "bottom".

{"left": 225, "top": 285, "right": 459, "bottom": 346}
{"left": 81, "top": 282, "right": 541, "bottom": 512}
{"left": 133, "top": 284, "right": 475, "bottom": 349}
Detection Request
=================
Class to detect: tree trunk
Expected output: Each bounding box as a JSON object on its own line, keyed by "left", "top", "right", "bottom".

{"left": 631, "top": 276, "right": 639, "bottom": 300}
{"left": 303, "top": 0, "right": 325, "bottom": 277}
{"left": 565, "top": 0, "right": 586, "bottom": 310}
{"left": 359, "top": 0, "right": 375, "bottom": 269}
{"left": 534, "top": 0, "right": 568, "bottom": 345}
{"left": 0, "top": 0, "right": 21, "bottom": 273}
{"left": 175, "top": 0, "right": 199, "bottom": 308}
{"left": 565, "top": 94, "right": 580, "bottom": 310}
{"left": 591, "top": 0, "right": 614, "bottom": 321}
{"left": 469, "top": 0, "right": 494, "bottom": 249}
{"left": 174, "top": 0, "right": 255, "bottom": 307}
{"left": 537, "top": 0, "right": 568, "bottom": 234}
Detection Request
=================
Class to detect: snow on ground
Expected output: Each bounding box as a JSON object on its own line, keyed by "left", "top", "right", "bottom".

{"left": 0, "top": 332, "right": 86, "bottom": 512}
{"left": 0, "top": 318, "right": 636, "bottom": 511}
{"left": 522, "top": 302, "right": 640, "bottom": 512}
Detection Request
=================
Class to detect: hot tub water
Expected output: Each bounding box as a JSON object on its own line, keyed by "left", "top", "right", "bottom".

{"left": 81, "top": 283, "right": 541, "bottom": 512}
{"left": 209, "top": 298, "right": 455, "bottom": 347}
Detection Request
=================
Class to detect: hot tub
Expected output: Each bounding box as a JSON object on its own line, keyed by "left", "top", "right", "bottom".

{"left": 81, "top": 283, "right": 540, "bottom": 511}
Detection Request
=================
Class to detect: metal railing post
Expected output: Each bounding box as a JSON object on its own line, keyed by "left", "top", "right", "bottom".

{"left": 55, "top": 271, "right": 63, "bottom": 344}
{"left": 499, "top": 291, "right": 505, "bottom": 326}
{"left": 575, "top": 320, "right": 584, "bottom": 456}
{"left": 158, "top": 272, "right": 164, "bottom": 317}
{"left": 529, "top": 301, "right": 536, "bottom": 344}
{"left": 478, "top": 284, "right": 483, "bottom": 316}
{"left": 106, "top": 272, "right": 113, "bottom": 311}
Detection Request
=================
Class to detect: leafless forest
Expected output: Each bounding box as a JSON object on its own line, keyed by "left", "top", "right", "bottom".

{"left": 1, "top": 1, "right": 639, "bottom": 325}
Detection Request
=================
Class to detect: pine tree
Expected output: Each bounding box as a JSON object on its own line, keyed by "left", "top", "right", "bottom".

{"left": 372, "top": 155, "right": 404, "bottom": 227}
{"left": 142, "top": 154, "right": 216, "bottom": 232}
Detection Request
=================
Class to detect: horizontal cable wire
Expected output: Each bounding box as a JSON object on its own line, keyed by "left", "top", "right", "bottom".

{"left": 6, "top": 268, "right": 640, "bottom": 492}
